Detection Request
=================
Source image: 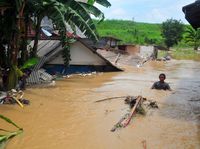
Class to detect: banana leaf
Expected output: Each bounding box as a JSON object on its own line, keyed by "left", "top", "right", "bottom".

{"left": 0, "top": 115, "right": 23, "bottom": 149}
{"left": 0, "top": 130, "right": 23, "bottom": 149}
{"left": 21, "top": 57, "right": 39, "bottom": 69}
{"left": 0, "top": 115, "right": 21, "bottom": 129}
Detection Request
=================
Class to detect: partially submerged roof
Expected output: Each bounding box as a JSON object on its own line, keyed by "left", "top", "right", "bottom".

{"left": 182, "top": 0, "right": 200, "bottom": 29}
{"left": 79, "top": 38, "right": 107, "bottom": 49}
{"left": 34, "top": 39, "right": 122, "bottom": 72}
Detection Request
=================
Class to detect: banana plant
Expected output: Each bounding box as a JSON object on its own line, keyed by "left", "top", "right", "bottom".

{"left": 184, "top": 26, "right": 200, "bottom": 50}
{"left": 0, "top": 0, "right": 26, "bottom": 89}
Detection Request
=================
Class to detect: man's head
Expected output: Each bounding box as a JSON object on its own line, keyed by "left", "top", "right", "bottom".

{"left": 159, "top": 73, "right": 166, "bottom": 82}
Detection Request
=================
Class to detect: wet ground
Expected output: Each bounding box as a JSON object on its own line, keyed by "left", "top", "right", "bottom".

{"left": 0, "top": 60, "right": 200, "bottom": 149}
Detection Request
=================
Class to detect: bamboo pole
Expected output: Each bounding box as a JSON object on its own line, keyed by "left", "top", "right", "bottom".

{"left": 121, "top": 96, "right": 142, "bottom": 127}
{"left": 95, "top": 96, "right": 127, "bottom": 103}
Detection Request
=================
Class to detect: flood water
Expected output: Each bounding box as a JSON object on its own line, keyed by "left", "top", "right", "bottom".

{"left": 1, "top": 60, "right": 200, "bottom": 149}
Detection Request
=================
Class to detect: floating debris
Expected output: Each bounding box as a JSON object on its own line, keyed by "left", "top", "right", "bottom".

{"left": 111, "top": 96, "right": 158, "bottom": 132}
{"left": 95, "top": 96, "right": 127, "bottom": 103}
{"left": 0, "top": 90, "right": 30, "bottom": 107}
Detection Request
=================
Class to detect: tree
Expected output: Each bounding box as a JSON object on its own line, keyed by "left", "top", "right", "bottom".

{"left": 161, "top": 19, "right": 184, "bottom": 49}
{"left": 184, "top": 26, "right": 200, "bottom": 50}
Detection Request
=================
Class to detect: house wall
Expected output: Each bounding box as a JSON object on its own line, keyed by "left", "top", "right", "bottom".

{"left": 126, "top": 45, "right": 140, "bottom": 55}
{"left": 139, "top": 46, "right": 154, "bottom": 58}
{"left": 47, "top": 41, "right": 107, "bottom": 65}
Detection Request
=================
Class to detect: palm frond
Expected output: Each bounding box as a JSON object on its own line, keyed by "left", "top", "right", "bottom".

{"left": 79, "top": 2, "right": 105, "bottom": 22}
{"left": 92, "top": 0, "right": 111, "bottom": 7}
{"left": 67, "top": 8, "right": 98, "bottom": 41}
{"left": 65, "top": 0, "right": 96, "bottom": 30}
{"left": 87, "top": 0, "right": 95, "bottom": 5}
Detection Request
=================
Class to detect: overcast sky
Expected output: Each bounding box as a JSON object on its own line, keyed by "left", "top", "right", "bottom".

{"left": 95, "top": 0, "right": 195, "bottom": 24}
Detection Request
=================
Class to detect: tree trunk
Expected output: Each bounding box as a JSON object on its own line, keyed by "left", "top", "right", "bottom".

{"left": 7, "top": 1, "right": 26, "bottom": 90}
{"left": 19, "top": 14, "right": 29, "bottom": 66}
{"left": 7, "top": 65, "right": 18, "bottom": 90}
{"left": 194, "top": 43, "right": 198, "bottom": 50}
{"left": 8, "top": 22, "right": 20, "bottom": 90}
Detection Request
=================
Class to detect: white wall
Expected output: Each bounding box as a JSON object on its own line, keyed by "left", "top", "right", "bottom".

{"left": 47, "top": 41, "right": 107, "bottom": 65}
{"left": 139, "top": 46, "right": 154, "bottom": 58}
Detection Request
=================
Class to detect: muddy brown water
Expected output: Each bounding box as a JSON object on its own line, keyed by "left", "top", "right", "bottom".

{"left": 0, "top": 60, "right": 200, "bottom": 149}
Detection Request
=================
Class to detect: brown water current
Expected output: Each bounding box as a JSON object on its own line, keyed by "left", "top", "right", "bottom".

{"left": 0, "top": 60, "right": 200, "bottom": 149}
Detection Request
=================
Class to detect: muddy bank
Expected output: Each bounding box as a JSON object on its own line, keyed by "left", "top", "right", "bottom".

{"left": 0, "top": 60, "right": 200, "bottom": 149}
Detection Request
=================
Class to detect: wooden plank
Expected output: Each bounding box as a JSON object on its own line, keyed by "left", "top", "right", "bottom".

{"left": 111, "top": 96, "right": 143, "bottom": 132}
{"left": 121, "top": 96, "right": 142, "bottom": 127}
{"left": 95, "top": 96, "right": 127, "bottom": 103}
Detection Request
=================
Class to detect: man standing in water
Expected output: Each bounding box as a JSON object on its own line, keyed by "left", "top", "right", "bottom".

{"left": 151, "top": 73, "right": 171, "bottom": 91}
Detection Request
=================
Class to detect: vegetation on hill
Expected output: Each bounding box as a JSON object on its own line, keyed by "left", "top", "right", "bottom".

{"left": 95, "top": 19, "right": 189, "bottom": 46}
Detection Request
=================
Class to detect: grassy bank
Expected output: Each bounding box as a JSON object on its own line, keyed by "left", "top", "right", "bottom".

{"left": 158, "top": 49, "right": 200, "bottom": 61}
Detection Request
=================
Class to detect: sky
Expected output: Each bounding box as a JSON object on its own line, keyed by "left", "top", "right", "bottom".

{"left": 95, "top": 0, "right": 196, "bottom": 24}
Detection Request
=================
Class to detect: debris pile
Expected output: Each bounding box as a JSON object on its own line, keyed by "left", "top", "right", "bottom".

{"left": 0, "top": 89, "right": 30, "bottom": 107}
{"left": 111, "top": 95, "right": 158, "bottom": 132}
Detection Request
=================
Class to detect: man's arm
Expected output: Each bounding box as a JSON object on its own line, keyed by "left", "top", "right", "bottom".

{"left": 166, "top": 83, "right": 172, "bottom": 91}
{"left": 151, "top": 82, "right": 156, "bottom": 89}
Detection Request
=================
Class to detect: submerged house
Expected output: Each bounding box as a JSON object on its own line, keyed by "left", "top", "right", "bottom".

{"left": 34, "top": 39, "right": 122, "bottom": 75}
{"left": 182, "top": 0, "right": 200, "bottom": 29}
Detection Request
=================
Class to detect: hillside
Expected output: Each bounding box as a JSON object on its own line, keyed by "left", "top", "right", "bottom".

{"left": 95, "top": 20, "right": 163, "bottom": 45}
{"left": 96, "top": 20, "right": 189, "bottom": 46}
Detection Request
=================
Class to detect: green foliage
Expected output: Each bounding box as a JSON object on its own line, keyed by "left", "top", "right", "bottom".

{"left": 184, "top": 26, "right": 200, "bottom": 50}
{"left": 161, "top": 19, "right": 184, "bottom": 48}
{"left": 0, "top": 114, "right": 23, "bottom": 149}
{"left": 95, "top": 19, "right": 164, "bottom": 45}
{"left": 158, "top": 48, "right": 200, "bottom": 61}
{"left": 171, "top": 48, "right": 200, "bottom": 61}
{"left": 157, "top": 50, "right": 168, "bottom": 59}
{"left": 21, "top": 57, "right": 39, "bottom": 69}
{"left": 60, "top": 33, "right": 72, "bottom": 66}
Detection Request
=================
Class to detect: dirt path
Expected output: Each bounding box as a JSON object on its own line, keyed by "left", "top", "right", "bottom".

{"left": 0, "top": 60, "right": 200, "bottom": 149}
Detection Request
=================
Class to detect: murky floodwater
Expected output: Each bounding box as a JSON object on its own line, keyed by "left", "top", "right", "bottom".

{"left": 1, "top": 60, "right": 200, "bottom": 149}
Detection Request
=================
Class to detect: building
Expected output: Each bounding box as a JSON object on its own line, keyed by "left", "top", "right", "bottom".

{"left": 33, "top": 39, "right": 122, "bottom": 75}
